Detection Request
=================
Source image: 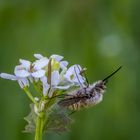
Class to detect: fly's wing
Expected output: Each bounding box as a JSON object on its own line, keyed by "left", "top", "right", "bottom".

{"left": 58, "top": 98, "right": 80, "bottom": 107}
{"left": 24, "top": 103, "right": 73, "bottom": 134}
{"left": 58, "top": 96, "right": 87, "bottom": 108}
{"left": 45, "top": 104, "right": 73, "bottom": 134}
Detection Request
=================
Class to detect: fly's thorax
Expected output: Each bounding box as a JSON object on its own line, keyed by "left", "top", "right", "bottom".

{"left": 85, "top": 93, "right": 103, "bottom": 106}
{"left": 67, "top": 87, "right": 87, "bottom": 97}
{"left": 89, "top": 80, "right": 106, "bottom": 95}
{"left": 66, "top": 80, "right": 106, "bottom": 98}
{"left": 58, "top": 81, "right": 106, "bottom": 110}
{"left": 81, "top": 80, "right": 106, "bottom": 106}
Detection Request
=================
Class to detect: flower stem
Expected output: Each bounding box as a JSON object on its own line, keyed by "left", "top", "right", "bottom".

{"left": 35, "top": 114, "right": 44, "bottom": 140}
{"left": 23, "top": 87, "right": 36, "bottom": 104}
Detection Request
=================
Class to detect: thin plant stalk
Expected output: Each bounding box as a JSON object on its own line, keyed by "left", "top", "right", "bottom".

{"left": 35, "top": 113, "right": 45, "bottom": 140}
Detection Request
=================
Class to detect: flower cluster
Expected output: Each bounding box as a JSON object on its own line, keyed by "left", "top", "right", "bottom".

{"left": 0, "top": 54, "right": 85, "bottom": 97}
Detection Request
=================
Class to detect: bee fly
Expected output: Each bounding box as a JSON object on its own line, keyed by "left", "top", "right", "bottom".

{"left": 58, "top": 66, "right": 122, "bottom": 111}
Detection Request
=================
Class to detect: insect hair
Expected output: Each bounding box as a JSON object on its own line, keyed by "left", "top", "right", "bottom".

{"left": 58, "top": 66, "right": 122, "bottom": 111}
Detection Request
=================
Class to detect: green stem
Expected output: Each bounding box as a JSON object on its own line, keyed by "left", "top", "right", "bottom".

{"left": 23, "top": 87, "right": 36, "bottom": 104}
{"left": 35, "top": 114, "right": 44, "bottom": 140}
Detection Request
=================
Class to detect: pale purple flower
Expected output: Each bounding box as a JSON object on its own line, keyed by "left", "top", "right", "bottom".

{"left": 17, "top": 59, "right": 46, "bottom": 79}
{"left": 40, "top": 71, "right": 70, "bottom": 96}
{"left": 0, "top": 73, "right": 29, "bottom": 88}
{"left": 34, "top": 54, "right": 68, "bottom": 70}
{"left": 33, "top": 57, "right": 49, "bottom": 71}
{"left": 0, "top": 59, "right": 31, "bottom": 88}
{"left": 0, "top": 54, "right": 86, "bottom": 98}
{"left": 0, "top": 58, "right": 46, "bottom": 88}
{"left": 64, "top": 65, "right": 86, "bottom": 86}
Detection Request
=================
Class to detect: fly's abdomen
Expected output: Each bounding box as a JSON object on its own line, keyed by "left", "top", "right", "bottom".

{"left": 58, "top": 92, "right": 103, "bottom": 111}
{"left": 58, "top": 81, "right": 106, "bottom": 110}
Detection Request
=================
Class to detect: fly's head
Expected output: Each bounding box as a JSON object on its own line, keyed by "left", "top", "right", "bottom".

{"left": 89, "top": 80, "right": 106, "bottom": 96}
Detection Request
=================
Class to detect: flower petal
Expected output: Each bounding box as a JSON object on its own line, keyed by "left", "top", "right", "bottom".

{"left": 18, "top": 80, "right": 24, "bottom": 88}
{"left": 33, "top": 58, "right": 49, "bottom": 70}
{"left": 72, "top": 75, "right": 85, "bottom": 84}
{"left": 19, "top": 59, "right": 31, "bottom": 70}
{"left": 34, "top": 54, "right": 44, "bottom": 59}
{"left": 64, "top": 69, "right": 73, "bottom": 81}
{"left": 67, "top": 65, "right": 81, "bottom": 74}
{"left": 40, "top": 76, "right": 47, "bottom": 83}
{"left": 14, "top": 69, "right": 30, "bottom": 78}
{"left": 0, "top": 73, "right": 17, "bottom": 80}
{"left": 64, "top": 64, "right": 86, "bottom": 85}
{"left": 18, "top": 78, "right": 29, "bottom": 88}
{"left": 22, "top": 78, "right": 29, "bottom": 87}
{"left": 60, "top": 61, "right": 68, "bottom": 69}
{"left": 50, "top": 54, "right": 63, "bottom": 61}
{"left": 32, "top": 70, "right": 46, "bottom": 78}
{"left": 55, "top": 85, "right": 70, "bottom": 89}
{"left": 14, "top": 65, "right": 30, "bottom": 77}
{"left": 51, "top": 71, "right": 60, "bottom": 86}
{"left": 40, "top": 76, "right": 50, "bottom": 96}
{"left": 42, "top": 83, "right": 50, "bottom": 96}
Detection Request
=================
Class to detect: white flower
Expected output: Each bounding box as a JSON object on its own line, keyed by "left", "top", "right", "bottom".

{"left": 51, "top": 71, "right": 70, "bottom": 89}
{"left": 0, "top": 59, "right": 31, "bottom": 88}
{"left": 16, "top": 59, "right": 46, "bottom": 79}
{"left": 0, "top": 54, "right": 87, "bottom": 98}
{"left": 34, "top": 54, "right": 45, "bottom": 59}
{"left": 50, "top": 54, "right": 63, "bottom": 61}
{"left": 40, "top": 76, "right": 49, "bottom": 96}
{"left": 19, "top": 59, "right": 31, "bottom": 70}
{"left": 51, "top": 55, "right": 68, "bottom": 70}
{"left": 59, "top": 61, "right": 68, "bottom": 70}
{"left": 31, "top": 70, "right": 46, "bottom": 78}
{"left": 0, "top": 58, "right": 46, "bottom": 88}
{"left": 64, "top": 65, "right": 86, "bottom": 86}
{"left": 14, "top": 65, "right": 30, "bottom": 78}
{"left": 34, "top": 54, "right": 68, "bottom": 70}
{"left": 40, "top": 71, "right": 70, "bottom": 96}
{"left": 0, "top": 73, "right": 29, "bottom": 88}
{"left": 33, "top": 57, "right": 49, "bottom": 71}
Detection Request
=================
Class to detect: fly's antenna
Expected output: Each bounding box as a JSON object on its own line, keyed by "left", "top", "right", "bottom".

{"left": 74, "top": 66, "right": 84, "bottom": 88}
{"left": 103, "top": 66, "right": 122, "bottom": 84}
{"left": 76, "top": 65, "right": 89, "bottom": 87}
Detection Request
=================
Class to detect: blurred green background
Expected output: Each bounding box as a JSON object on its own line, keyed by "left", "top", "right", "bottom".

{"left": 0, "top": 0, "right": 139, "bottom": 140}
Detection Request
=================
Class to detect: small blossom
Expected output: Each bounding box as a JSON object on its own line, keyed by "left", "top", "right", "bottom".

{"left": 41, "top": 71, "right": 70, "bottom": 96}
{"left": 33, "top": 57, "right": 49, "bottom": 71}
{"left": 34, "top": 54, "right": 68, "bottom": 71}
{"left": 60, "top": 61, "right": 68, "bottom": 70}
{"left": 14, "top": 65, "right": 30, "bottom": 78}
{"left": 51, "top": 71, "right": 70, "bottom": 89}
{"left": 19, "top": 59, "right": 31, "bottom": 70}
{"left": 31, "top": 70, "right": 46, "bottom": 78}
{"left": 0, "top": 73, "right": 29, "bottom": 88}
{"left": 17, "top": 58, "right": 46, "bottom": 79}
{"left": 50, "top": 54, "right": 63, "bottom": 61}
{"left": 40, "top": 76, "right": 50, "bottom": 96}
{"left": 64, "top": 65, "right": 86, "bottom": 86}
{"left": 34, "top": 54, "right": 45, "bottom": 59}
{"left": 0, "top": 54, "right": 86, "bottom": 97}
